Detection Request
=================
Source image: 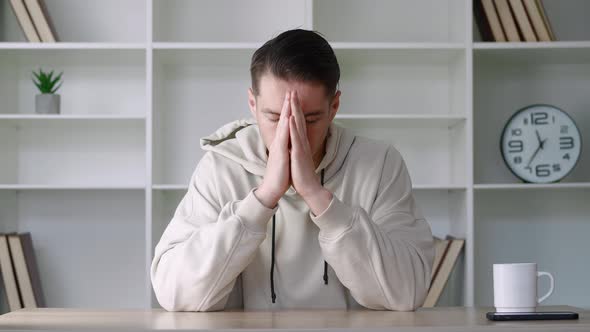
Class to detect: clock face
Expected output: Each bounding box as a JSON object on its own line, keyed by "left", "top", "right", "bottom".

{"left": 500, "top": 104, "right": 582, "bottom": 183}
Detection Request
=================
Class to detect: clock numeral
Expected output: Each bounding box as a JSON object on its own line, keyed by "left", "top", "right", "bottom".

{"left": 511, "top": 128, "right": 522, "bottom": 136}
{"left": 508, "top": 140, "right": 523, "bottom": 153}
{"left": 560, "top": 125, "right": 569, "bottom": 134}
{"left": 560, "top": 136, "right": 575, "bottom": 150}
{"left": 563, "top": 153, "right": 570, "bottom": 160}
{"left": 535, "top": 164, "right": 551, "bottom": 177}
{"left": 553, "top": 164, "right": 561, "bottom": 172}
{"left": 523, "top": 118, "right": 528, "bottom": 125}
{"left": 531, "top": 112, "right": 549, "bottom": 125}
{"left": 514, "top": 156, "right": 522, "bottom": 164}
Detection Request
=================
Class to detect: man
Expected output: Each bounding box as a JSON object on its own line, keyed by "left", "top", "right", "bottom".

{"left": 151, "top": 29, "right": 434, "bottom": 312}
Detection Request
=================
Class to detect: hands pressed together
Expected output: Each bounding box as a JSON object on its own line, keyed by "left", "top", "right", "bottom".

{"left": 255, "top": 90, "right": 333, "bottom": 216}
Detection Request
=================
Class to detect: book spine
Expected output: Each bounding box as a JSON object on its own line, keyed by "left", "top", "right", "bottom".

{"left": 523, "top": 0, "right": 551, "bottom": 41}
{"left": 0, "top": 234, "right": 23, "bottom": 311}
{"left": 495, "top": 0, "right": 522, "bottom": 41}
{"left": 474, "top": 0, "right": 495, "bottom": 41}
{"left": 8, "top": 234, "right": 37, "bottom": 308}
{"left": 535, "top": 0, "right": 555, "bottom": 41}
{"left": 482, "top": 0, "right": 507, "bottom": 42}
{"left": 21, "top": 233, "right": 45, "bottom": 307}
{"left": 508, "top": 0, "right": 537, "bottom": 41}
{"left": 24, "top": 0, "right": 57, "bottom": 42}
{"left": 8, "top": 0, "right": 41, "bottom": 42}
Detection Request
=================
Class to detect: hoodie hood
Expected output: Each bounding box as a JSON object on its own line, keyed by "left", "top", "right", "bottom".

{"left": 200, "top": 117, "right": 355, "bottom": 195}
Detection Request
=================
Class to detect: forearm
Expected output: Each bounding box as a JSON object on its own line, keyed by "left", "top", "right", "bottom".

{"left": 151, "top": 189, "right": 277, "bottom": 311}
{"left": 253, "top": 184, "right": 280, "bottom": 209}
{"left": 310, "top": 195, "right": 434, "bottom": 311}
{"left": 305, "top": 188, "right": 333, "bottom": 217}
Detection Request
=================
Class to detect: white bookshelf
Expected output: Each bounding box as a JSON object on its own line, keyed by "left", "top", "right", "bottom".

{"left": 0, "top": 0, "right": 589, "bottom": 313}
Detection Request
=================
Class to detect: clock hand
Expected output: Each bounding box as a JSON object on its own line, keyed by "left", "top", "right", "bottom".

{"left": 536, "top": 130, "right": 547, "bottom": 150}
{"left": 527, "top": 143, "right": 542, "bottom": 167}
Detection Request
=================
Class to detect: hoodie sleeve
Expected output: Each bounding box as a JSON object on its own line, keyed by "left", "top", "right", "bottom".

{"left": 310, "top": 146, "right": 435, "bottom": 311}
{"left": 151, "top": 152, "right": 278, "bottom": 312}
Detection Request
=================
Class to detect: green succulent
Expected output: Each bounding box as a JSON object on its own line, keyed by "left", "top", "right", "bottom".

{"left": 32, "top": 68, "right": 63, "bottom": 94}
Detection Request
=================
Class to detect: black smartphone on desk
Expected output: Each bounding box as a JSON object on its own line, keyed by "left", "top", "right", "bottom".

{"left": 487, "top": 311, "right": 579, "bottom": 321}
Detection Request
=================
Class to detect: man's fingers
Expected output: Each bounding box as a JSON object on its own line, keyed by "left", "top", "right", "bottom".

{"left": 291, "top": 91, "right": 307, "bottom": 140}
{"left": 277, "top": 91, "right": 290, "bottom": 149}
{"left": 279, "top": 91, "right": 289, "bottom": 126}
{"left": 289, "top": 115, "right": 300, "bottom": 154}
{"left": 291, "top": 91, "right": 313, "bottom": 154}
{"left": 279, "top": 114, "right": 290, "bottom": 153}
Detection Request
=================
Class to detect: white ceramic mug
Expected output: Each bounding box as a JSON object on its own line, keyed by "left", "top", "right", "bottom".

{"left": 493, "top": 263, "right": 554, "bottom": 312}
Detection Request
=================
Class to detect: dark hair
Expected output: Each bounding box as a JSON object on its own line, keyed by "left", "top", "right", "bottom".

{"left": 250, "top": 29, "right": 340, "bottom": 98}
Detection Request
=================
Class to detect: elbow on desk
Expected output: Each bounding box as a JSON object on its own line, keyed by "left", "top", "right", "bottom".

{"left": 152, "top": 284, "right": 218, "bottom": 312}
{"left": 150, "top": 272, "right": 182, "bottom": 312}
{"left": 357, "top": 298, "right": 420, "bottom": 312}
{"left": 150, "top": 255, "right": 227, "bottom": 312}
{"left": 157, "top": 298, "right": 225, "bottom": 312}
{"left": 353, "top": 281, "right": 426, "bottom": 312}
{"left": 150, "top": 257, "right": 192, "bottom": 312}
{"left": 151, "top": 272, "right": 224, "bottom": 312}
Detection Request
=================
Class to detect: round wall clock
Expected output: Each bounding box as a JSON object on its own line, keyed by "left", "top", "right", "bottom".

{"left": 500, "top": 104, "right": 582, "bottom": 183}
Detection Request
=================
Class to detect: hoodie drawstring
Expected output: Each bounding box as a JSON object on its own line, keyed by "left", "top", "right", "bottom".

{"left": 270, "top": 168, "right": 327, "bottom": 304}
{"left": 321, "top": 169, "right": 329, "bottom": 285}
{"left": 270, "top": 214, "right": 277, "bottom": 303}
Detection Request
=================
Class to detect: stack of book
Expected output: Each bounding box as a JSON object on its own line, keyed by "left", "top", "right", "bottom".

{"left": 423, "top": 235, "right": 465, "bottom": 307}
{"left": 474, "top": 0, "right": 555, "bottom": 42}
{"left": 8, "top": 0, "right": 58, "bottom": 42}
{"left": 0, "top": 232, "right": 45, "bottom": 313}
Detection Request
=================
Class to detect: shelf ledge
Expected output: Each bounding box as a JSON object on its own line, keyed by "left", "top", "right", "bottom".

{"left": 151, "top": 42, "right": 467, "bottom": 50}
{"left": 0, "top": 185, "right": 145, "bottom": 190}
{"left": 0, "top": 42, "right": 147, "bottom": 50}
{"left": 0, "top": 114, "right": 145, "bottom": 120}
{"left": 474, "top": 41, "right": 590, "bottom": 50}
{"left": 474, "top": 183, "right": 590, "bottom": 190}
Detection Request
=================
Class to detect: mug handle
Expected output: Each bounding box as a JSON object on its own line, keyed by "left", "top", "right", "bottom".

{"left": 537, "top": 271, "right": 554, "bottom": 303}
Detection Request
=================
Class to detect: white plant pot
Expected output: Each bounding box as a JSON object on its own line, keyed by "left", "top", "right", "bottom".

{"left": 35, "top": 94, "right": 60, "bottom": 114}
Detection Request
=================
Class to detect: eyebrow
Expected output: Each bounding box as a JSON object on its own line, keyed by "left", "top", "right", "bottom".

{"left": 261, "top": 108, "right": 324, "bottom": 117}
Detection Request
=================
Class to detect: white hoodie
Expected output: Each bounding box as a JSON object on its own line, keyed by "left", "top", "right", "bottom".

{"left": 151, "top": 117, "right": 435, "bottom": 312}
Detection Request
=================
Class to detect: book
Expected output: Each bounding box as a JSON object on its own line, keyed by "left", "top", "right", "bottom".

{"left": 508, "top": 0, "right": 537, "bottom": 41}
{"left": 475, "top": 0, "right": 507, "bottom": 42}
{"left": 431, "top": 237, "right": 451, "bottom": 282}
{"left": 0, "top": 233, "right": 22, "bottom": 312}
{"left": 23, "top": 0, "right": 58, "bottom": 42}
{"left": 7, "top": 233, "right": 45, "bottom": 308}
{"left": 536, "top": 0, "right": 555, "bottom": 41}
{"left": 8, "top": 0, "right": 41, "bottom": 42}
{"left": 494, "top": 0, "right": 521, "bottom": 41}
{"left": 474, "top": 0, "right": 493, "bottom": 41}
{"left": 522, "top": 0, "right": 552, "bottom": 41}
{"left": 423, "top": 236, "right": 465, "bottom": 307}
{"left": 523, "top": 0, "right": 556, "bottom": 41}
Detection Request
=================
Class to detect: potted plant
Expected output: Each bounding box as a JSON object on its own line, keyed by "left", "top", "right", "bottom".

{"left": 32, "top": 68, "right": 63, "bottom": 114}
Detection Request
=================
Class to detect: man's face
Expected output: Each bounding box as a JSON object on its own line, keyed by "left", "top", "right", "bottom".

{"left": 248, "top": 73, "right": 340, "bottom": 163}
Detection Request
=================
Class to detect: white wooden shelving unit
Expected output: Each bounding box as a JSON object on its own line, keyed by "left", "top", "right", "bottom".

{"left": 0, "top": 0, "right": 588, "bottom": 313}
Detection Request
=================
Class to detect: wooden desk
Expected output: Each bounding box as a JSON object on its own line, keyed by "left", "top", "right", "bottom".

{"left": 0, "top": 306, "right": 586, "bottom": 331}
